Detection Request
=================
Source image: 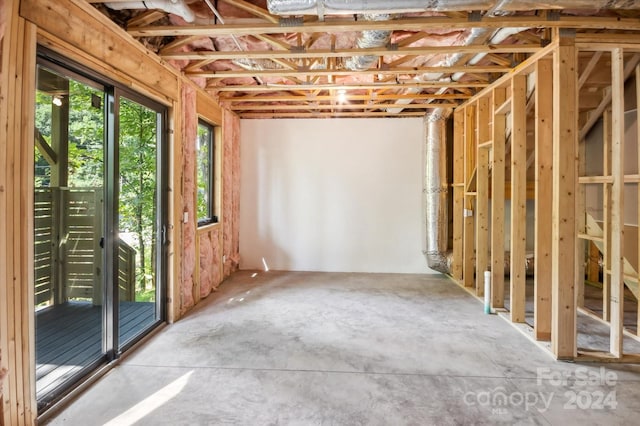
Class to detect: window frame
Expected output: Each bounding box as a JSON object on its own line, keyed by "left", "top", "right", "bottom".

{"left": 196, "top": 118, "right": 217, "bottom": 226}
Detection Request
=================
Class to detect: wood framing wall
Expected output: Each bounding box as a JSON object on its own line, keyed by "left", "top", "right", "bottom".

{"left": 1, "top": 1, "right": 37, "bottom": 422}
{"left": 0, "top": 0, "right": 239, "bottom": 423}
{"left": 453, "top": 31, "right": 640, "bottom": 362}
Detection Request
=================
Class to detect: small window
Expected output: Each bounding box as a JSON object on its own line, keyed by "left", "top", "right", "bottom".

{"left": 197, "top": 120, "right": 216, "bottom": 226}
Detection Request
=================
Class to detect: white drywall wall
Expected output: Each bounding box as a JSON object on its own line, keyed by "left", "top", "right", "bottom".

{"left": 239, "top": 118, "right": 433, "bottom": 273}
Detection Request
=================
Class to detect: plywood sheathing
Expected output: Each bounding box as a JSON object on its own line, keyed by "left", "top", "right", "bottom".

{"left": 181, "top": 84, "right": 198, "bottom": 314}
{"left": 223, "top": 110, "right": 241, "bottom": 278}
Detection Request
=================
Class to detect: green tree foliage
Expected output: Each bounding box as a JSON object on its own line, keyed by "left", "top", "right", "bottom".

{"left": 34, "top": 70, "right": 158, "bottom": 300}
{"left": 196, "top": 123, "right": 212, "bottom": 221}
{"left": 118, "top": 98, "right": 157, "bottom": 296}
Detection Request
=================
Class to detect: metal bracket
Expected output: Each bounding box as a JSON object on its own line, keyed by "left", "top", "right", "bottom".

{"left": 546, "top": 10, "right": 561, "bottom": 21}
{"left": 468, "top": 11, "right": 482, "bottom": 22}
{"left": 279, "top": 17, "right": 304, "bottom": 27}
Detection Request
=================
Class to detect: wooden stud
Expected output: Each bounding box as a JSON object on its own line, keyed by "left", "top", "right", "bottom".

{"left": 0, "top": 4, "right": 16, "bottom": 423}
{"left": 576, "top": 128, "right": 587, "bottom": 309}
{"left": 491, "top": 88, "right": 506, "bottom": 309}
{"left": 22, "top": 21, "right": 38, "bottom": 421}
{"left": 535, "top": 58, "right": 553, "bottom": 340}
{"left": 476, "top": 97, "right": 491, "bottom": 296}
{"left": 510, "top": 74, "right": 527, "bottom": 324}
{"left": 551, "top": 30, "right": 577, "bottom": 359}
{"left": 168, "top": 86, "right": 183, "bottom": 324}
{"left": 603, "top": 109, "right": 612, "bottom": 323}
{"left": 452, "top": 110, "right": 465, "bottom": 281}
{"left": 637, "top": 64, "right": 640, "bottom": 337}
{"left": 463, "top": 105, "right": 476, "bottom": 289}
{"left": 610, "top": 48, "right": 625, "bottom": 358}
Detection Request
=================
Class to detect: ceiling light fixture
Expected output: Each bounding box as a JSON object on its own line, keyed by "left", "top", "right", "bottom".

{"left": 337, "top": 89, "right": 347, "bottom": 104}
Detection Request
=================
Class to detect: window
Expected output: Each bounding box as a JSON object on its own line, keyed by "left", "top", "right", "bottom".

{"left": 197, "top": 120, "right": 216, "bottom": 225}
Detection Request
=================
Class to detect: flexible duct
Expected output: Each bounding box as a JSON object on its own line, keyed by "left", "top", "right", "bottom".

{"left": 267, "top": 0, "right": 640, "bottom": 15}
{"left": 423, "top": 109, "right": 536, "bottom": 276}
{"left": 345, "top": 14, "right": 392, "bottom": 71}
{"left": 451, "top": 27, "right": 528, "bottom": 81}
{"left": 423, "top": 109, "right": 452, "bottom": 274}
{"left": 106, "top": 1, "right": 196, "bottom": 22}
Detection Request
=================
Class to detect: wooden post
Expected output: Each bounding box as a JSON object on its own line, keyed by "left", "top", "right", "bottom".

{"left": 492, "top": 88, "right": 506, "bottom": 308}
{"left": 551, "top": 30, "right": 577, "bottom": 359}
{"left": 452, "top": 110, "right": 464, "bottom": 281}
{"left": 610, "top": 48, "right": 625, "bottom": 358}
{"left": 510, "top": 74, "right": 527, "bottom": 323}
{"left": 535, "top": 58, "right": 553, "bottom": 340}
{"left": 476, "top": 97, "right": 491, "bottom": 296}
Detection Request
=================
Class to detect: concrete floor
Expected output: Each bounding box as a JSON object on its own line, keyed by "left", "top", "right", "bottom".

{"left": 47, "top": 271, "right": 640, "bottom": 425}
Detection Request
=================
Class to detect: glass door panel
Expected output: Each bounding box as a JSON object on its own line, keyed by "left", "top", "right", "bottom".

{"left": 117, "top": 96, "right": 161, "bottom": 347}
{"left": 34, "top": 64, "right": 106, "bottom": 408}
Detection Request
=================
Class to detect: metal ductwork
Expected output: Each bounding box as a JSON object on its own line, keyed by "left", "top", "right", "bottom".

{"left": 345, "top": 14, "right": 392, "bottom": 71}
{"left": 386, "top": 27, "right": 490, "bottom": 114}
{"left": 106, "top": 1, "right": 196, "bottom": 22}
{"left": 423, "top": 109, "right": 452, "bottom": 274}
{"left": 267, "top": 0, "right": 640, "bottom": 15}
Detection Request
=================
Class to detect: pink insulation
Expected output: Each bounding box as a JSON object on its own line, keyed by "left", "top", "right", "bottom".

{"left": 223, "top": 110, "right": 241, "bottom": 278}
{"left": 198, "top": 227, "right": 222, "bottom": 297}
{"left": 180, "top": 83, "right": 197, "bottom": 314}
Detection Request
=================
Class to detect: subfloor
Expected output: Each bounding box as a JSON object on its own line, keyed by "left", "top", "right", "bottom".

{"left": 47, "top": 271, "right": 640, "bottom": 425}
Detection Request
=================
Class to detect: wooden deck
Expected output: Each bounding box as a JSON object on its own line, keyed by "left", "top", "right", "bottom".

{"left": 36, "top": 301, "right": 156, "bottom": 400}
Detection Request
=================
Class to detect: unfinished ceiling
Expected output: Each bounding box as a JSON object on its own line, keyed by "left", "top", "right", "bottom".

{"left": 88, "top": 0, "right": 640, "bottom": 118}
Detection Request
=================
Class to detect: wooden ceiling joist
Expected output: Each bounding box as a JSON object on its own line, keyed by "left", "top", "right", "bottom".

{"left": 211, "top": 82, "right": 489, "bottom": 92}
{"left": 128, "top": 16, "right": 640, "bottom": 38}
{"left": 188, "top": 65, "right": 511, "bottom": 79}
{"left": 230, "top": 102, "right": 458, "bottom": 111}
{"left": 161, "top": 44, "right": 542, "bottom": 61}
{"left": 239, "top": 111, "right": 427, "bottom": 118}
{"left": 220, "top": 93, "right": 471, "bottom": 103}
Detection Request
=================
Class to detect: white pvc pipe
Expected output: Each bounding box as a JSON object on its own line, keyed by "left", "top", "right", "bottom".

{"left": 484, "top": 270, "right": 491, "bottom": 314}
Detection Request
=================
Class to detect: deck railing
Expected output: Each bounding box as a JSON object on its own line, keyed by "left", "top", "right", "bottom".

{"left": 34, "top": 187, "right": 137, "bottom": 306}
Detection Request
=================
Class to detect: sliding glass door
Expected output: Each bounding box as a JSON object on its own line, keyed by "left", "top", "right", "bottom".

{"left": 34, "top": 53, "right": 167, "bottom": 411}
{"left": 34, "top": 64, "right": 107, "bottom": 407}
{"left": 116, "top": 94, "right": 164, "bottom": 349}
